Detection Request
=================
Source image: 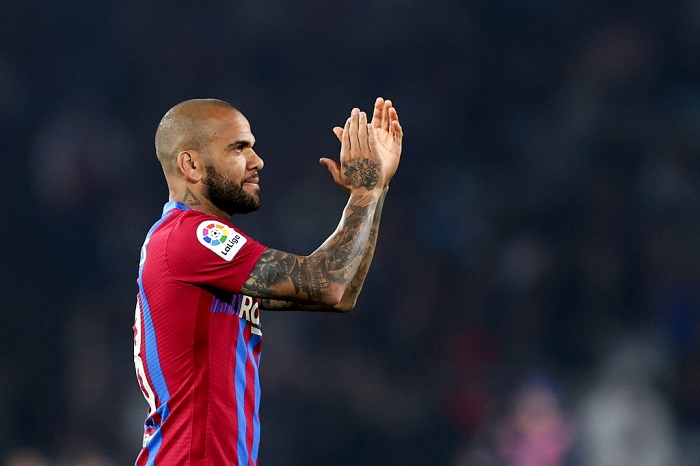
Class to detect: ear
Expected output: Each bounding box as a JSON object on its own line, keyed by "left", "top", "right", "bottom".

{"left": 176, "top": 150, "right": 206, "bottom": 182}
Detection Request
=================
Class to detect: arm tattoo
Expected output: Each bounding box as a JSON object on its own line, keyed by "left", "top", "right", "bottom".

{"left": 343, "top": 158, "right": 380, "bottom": 191}
{"left": 243, "top": 249, "right": 330, "bottom": 301}
{"left": 182, "top": 188, "right": 201, "bottom": 206}
{"left": 341, "top": 189, "right": 386, "bottom": 301}
{"left": 241, "top": 201, "right": 375, "bottom": 302}
{"left": 259, "top": 299, "right": 298, "bottom": 310}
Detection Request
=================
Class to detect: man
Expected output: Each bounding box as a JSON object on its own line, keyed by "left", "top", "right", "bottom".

{"left": 133, "top": 97, "right": 402, "bottom": 464}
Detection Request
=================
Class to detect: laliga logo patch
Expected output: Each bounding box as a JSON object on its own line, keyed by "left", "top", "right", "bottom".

{"left": 197, "top": 221, "right": 247, "bottom": 261}
{"left": 202, "top": 223, "right": 229, "bottom": 246}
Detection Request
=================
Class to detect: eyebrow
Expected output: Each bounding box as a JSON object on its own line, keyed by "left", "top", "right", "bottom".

{"left": 226, "top": 139, "right": 254, "bottom": 150}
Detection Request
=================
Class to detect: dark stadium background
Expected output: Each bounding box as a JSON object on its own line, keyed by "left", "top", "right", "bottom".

{"left": 2, "top": 1, "right": 700, "bottom": 464}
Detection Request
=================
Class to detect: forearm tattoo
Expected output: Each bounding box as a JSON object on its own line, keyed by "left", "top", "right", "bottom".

{"left": 343, "top": 189, "right": 386, "bottom": 300}
{"left": 343, "top": 158, "right": 380, "bottom": 191}
{"left": 242, "top": 202, "right": 374, "bottom": 302}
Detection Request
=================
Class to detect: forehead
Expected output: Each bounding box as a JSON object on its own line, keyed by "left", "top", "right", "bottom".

{"left": 205, "top": 108, "right": 255, "bottom": 146}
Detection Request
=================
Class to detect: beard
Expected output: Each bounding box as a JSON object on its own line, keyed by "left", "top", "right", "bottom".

{"left": 204, "top": 165, "right": 261, "bottom": 216}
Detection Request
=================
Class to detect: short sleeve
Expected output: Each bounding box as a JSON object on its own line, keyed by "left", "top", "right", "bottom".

{"left": 165, "top": 211, "right": 267, "bottom": 293}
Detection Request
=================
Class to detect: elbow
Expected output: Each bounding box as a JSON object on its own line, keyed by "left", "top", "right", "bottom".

{"left": 332, "top": 300, "right": 355, "bottom": 313}
{"left": 330, "top": 291, "right": 358, "bottom": 313}
{"left": 321, "top": 287, "right": 344, "bottom": 309}
{"left": 319, "top": 286, "right": 355, "bottom": 313}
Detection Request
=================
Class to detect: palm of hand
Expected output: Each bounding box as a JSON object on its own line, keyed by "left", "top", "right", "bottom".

{"left": 373, "top": 123, "right": 401, "bottom": 184}
{"left": 371, "top": 98, "right": 403, "bottom": 185}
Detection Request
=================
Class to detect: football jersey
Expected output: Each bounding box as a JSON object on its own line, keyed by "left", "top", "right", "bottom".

{"left": 133, "top": 201, "right": 268, "bottom": 465}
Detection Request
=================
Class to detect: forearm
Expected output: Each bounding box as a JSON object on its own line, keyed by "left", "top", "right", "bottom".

{"left": 305, "top": 189, "right": 381, "bottom": 303}
{"left": 242, "top": 189, "right": 381, "bottom": 306}
{"left": 261, "top": 187, "right": 387, "bottom": 312}
{"left": 333, "top": 185, "right": 387, "bottom": 311}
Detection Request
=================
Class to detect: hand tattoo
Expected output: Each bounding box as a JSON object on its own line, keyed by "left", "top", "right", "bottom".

{"left": 343, "top": 158, "right": 380, "bottom": 191}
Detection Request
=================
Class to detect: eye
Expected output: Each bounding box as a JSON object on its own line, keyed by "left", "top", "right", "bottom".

{"left": 228, "top": 140, "right": 251, "bottom": 154}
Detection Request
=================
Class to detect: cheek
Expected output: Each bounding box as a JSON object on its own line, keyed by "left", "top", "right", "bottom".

{"left": 219, "top": 163, "right": 246, "bottom": 182}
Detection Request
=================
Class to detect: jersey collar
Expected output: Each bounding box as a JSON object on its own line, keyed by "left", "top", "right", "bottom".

{"left": 162, "top": 201, "right": 189, "bottom": 216}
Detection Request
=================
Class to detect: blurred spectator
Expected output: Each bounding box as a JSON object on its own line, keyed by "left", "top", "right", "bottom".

{"left": 497, "top": 375, "right": 573, "bottom": 466}
{"left": 575, "top": 335, "right": 679, "bottom": 466}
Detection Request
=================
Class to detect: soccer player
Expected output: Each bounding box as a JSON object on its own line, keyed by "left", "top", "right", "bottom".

{"left": 133, "top": 97, "right": 402, "bottom": 465}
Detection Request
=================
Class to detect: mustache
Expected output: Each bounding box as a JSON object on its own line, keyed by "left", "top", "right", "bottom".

{"left": 243, "top": 172, "right": 259, "bottom": 183}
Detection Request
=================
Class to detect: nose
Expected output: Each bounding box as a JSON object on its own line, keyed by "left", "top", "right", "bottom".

{"left": 248, "top": 149, "right": 264, "bottom": 171}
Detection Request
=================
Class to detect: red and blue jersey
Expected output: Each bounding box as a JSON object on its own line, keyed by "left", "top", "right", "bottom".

{"left": 133, "top": 201, "right": 267, "bottom": 465}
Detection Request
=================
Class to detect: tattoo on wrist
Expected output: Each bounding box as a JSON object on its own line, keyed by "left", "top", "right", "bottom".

{"left": 343, "top": 158, "right": 380, "bottom": 191}
{"left": 183, "top": 188, "right": 201, "bottom": 206}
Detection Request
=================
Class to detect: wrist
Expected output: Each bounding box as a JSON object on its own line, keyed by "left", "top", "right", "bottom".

{"left": 349, "top": 188, "right": 382, "bottom": 206}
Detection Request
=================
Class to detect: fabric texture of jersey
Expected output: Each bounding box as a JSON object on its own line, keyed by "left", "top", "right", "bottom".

{"left": 133, "top": 201, "right": 267, "bottom": 465}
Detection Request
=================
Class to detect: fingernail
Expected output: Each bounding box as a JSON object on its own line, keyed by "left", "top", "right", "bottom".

{"left": 352, "top": 108, "right": 359, "bottom": 116}
{"left": 359, "top": 111, "right": 366, "bottom": 119}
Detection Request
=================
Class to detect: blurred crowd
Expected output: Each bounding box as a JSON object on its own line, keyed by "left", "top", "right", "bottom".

{"left": 2, "top": 0, "right": 700, "bottom": 464}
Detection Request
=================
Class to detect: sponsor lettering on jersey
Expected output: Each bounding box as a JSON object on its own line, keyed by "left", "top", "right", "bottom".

{"left": 212, "top": 294, "right": 262, "bottom": 336}
{"left": 196, "top": 220, "right": 247, "bottom": 261}
{"left": 239, "top": 295, "right": 262, "bottom": 336}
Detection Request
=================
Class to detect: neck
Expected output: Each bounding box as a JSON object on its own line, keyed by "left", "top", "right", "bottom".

{"left": 170, "top": 187, "right": 231, "bottom": 220}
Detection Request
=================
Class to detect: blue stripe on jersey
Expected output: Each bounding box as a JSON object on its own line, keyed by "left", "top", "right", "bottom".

{"left": 138, "top": 205, "right": 180, "bottom": 405}
{"left": 143, "top": 404, "right": 171, "bottom": 466}
{"left": 250, "top": 333, "right": 263, "bottom": 462}
{"left": 235, "top": 322, "right": 249, "bottom": 464}
{"left": 137, "top": 201, "right": 187, "bottom": 464}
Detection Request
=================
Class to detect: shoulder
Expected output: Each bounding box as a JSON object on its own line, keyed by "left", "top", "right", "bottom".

{"left": 168, "top": 210, "right": 256, "bottom": 245}
{"left": 165, "top": 209, "right": 263, "bottom": 263}
{"left": 161, "top": 209, "right": 268, "bottom": 292}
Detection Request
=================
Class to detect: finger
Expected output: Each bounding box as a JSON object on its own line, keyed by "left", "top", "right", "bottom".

{"left": 367, "top": 123, "right": 378, "bottom": 155}
{"left": 371, "top": 97, "right": 384, "bottom": 129}
{"left": 358, "top": 111, "right": 370, "bottom": 154}
{"left": 341, "top": 113, "right": 352, "bottom": 157}
{"left": 388, "top": 105, "right": 399, "bottom": 125}
{"left": 332, "top": 126, "right": 343, "bottom": 142}
{"left": 348, "top": 108, "right": 360, "bottom": 151}
{"left": 388, "top": 107, "right": 402, "bottom": 140}
{"left": 382, "top": 99, "right": 393, "bottom": 131}
{"left": 391, "top": 118, "right": 403, "bottom": 144}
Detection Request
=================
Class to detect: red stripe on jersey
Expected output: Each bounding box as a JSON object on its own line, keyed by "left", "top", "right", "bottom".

{"left": 136, "top": 449, "right": 148, "bottom": 466}
{"left": 190, "top": 292, "right": 213, "bottom": 461}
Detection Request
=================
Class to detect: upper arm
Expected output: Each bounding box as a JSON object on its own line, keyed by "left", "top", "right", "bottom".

{"left": 240, "top": 247, "right": 340, "bottom": 306}
{"left": 166, "top": 214, "right": 268, "bottom": 293}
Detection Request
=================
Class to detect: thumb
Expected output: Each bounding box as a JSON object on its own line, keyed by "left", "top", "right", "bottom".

{"left": 320, "top": 157, "right": 349, "bottom": 191}
{"left": 332, "top": 126, "right": 343, "bottom": 142}
{"left": 319, "top": 157, "right": 340, "bottom": 177}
